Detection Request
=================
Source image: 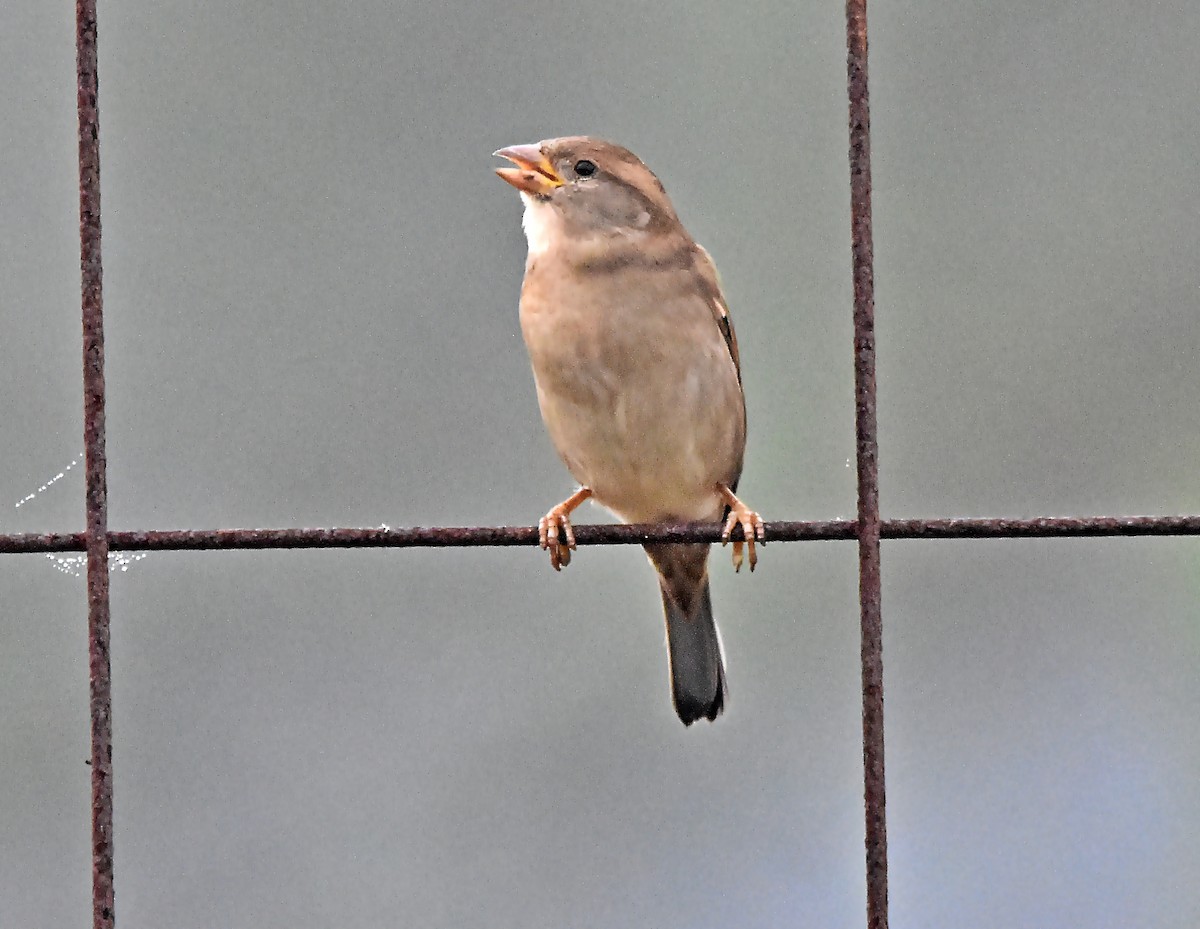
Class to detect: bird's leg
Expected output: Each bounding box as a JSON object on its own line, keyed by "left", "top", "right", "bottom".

{"left": 538, "top": 487, "right": 592, "bottom": 571}
{"left": 716, "top": 483, "right": 765, "bottom": 573}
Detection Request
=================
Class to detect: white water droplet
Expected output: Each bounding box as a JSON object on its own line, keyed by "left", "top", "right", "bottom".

{"left": 17, "top": 456, "right": 149, "bottom": 577}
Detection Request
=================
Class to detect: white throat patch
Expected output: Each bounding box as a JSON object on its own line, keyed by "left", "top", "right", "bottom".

{"left": 520, "top": 194, "right": 564, "bottom": 257}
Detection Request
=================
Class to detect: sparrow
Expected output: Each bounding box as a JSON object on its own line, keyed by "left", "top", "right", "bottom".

{"left": 494, "top": 137, "right": 763, "bottom": 726}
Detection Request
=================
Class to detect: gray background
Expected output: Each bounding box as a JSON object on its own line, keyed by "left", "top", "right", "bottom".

{"left": 3, "top": 1, "right": 1199, "bottom": 926}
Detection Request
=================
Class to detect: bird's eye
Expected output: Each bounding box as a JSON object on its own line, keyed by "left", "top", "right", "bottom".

{"left": 574, "top": 159, "right": 597, "bottom": 178}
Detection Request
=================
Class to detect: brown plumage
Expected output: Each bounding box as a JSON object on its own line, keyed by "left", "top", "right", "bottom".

{"left": 495, "top": 137, "right": 763, "bottom": 725}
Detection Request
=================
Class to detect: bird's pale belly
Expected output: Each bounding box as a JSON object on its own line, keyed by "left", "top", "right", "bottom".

{"left": 530, "top": 346, "right": 743, "bottom": 524}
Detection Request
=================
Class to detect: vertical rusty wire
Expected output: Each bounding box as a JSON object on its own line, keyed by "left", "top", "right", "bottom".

{"left": 846, "top": 0, "right": 888, "bottom": 927}
{"left": 76, "top": 1, "right": 114, "bottom": 926}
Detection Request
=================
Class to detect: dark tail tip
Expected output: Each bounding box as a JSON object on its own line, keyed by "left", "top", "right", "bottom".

{"left": 662, "top": 581, "right": 728, "bottom": 726}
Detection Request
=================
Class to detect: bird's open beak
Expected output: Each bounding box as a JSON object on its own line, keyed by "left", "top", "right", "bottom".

{"left": 493, "top": 144, "right": 564, "bottom": 196}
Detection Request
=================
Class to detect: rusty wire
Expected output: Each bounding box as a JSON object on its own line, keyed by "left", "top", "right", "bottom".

{"left": 7, "top": 515, "right": 1200, "bottom": 557}
{"left": 20, "top": 0, "right": 1197, "bottom": 927}
{"left": 845, "top": 0, "right": 887, "bottom": 925}
{"left": 74, "top": 0, "right": 114, "bottom": 927}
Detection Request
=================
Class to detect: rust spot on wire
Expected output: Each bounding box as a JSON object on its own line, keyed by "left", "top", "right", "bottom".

{"left": 75, "top": 1, "right": 114, "bottom": 926}
{"left": 845, "top": 0, "right": 888, "bottom": 924}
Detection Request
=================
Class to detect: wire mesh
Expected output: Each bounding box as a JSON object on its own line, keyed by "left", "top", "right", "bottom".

{"left": 6, "top": 0, "right": 1192, "bottom": 927}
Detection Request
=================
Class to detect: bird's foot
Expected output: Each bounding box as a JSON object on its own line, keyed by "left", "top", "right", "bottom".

{"left": 538, "top": 487, "right": 592, "bottom": 571}
{"left": 717, "top": 484, "right": 765, "bottom": 572}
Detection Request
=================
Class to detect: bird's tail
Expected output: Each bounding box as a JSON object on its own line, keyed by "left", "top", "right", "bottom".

{"left": 644, "top": 543, "right": 728, "bottom": 725}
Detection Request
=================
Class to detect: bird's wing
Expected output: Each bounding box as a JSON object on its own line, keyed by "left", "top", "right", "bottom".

{"left": 693, "top": 244, "right": 741, "bottom": 385}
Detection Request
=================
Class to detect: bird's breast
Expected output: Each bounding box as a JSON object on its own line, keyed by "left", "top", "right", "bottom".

{"left": 518, "top": 260, "right": 745, "bottom": 523}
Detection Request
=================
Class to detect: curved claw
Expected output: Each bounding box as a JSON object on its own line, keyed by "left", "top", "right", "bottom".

{"left": 717, "top": 484, "right": 766, "bottom": 573}
{"left": 539, "top": 510, "right": 575, "bottom": 571}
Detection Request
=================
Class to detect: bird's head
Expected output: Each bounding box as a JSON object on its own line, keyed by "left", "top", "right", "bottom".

{"left": 494, "top": 137, "right": 681, "bottom": 250}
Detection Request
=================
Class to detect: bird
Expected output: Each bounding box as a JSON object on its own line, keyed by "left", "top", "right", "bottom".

{"left": 494, "top": 136, "right": 763, "bottom": 725}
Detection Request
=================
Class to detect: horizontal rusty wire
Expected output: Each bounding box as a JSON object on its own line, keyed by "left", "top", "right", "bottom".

{"left": 4, "top": 515, "right": 1200, "bottom": 556}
